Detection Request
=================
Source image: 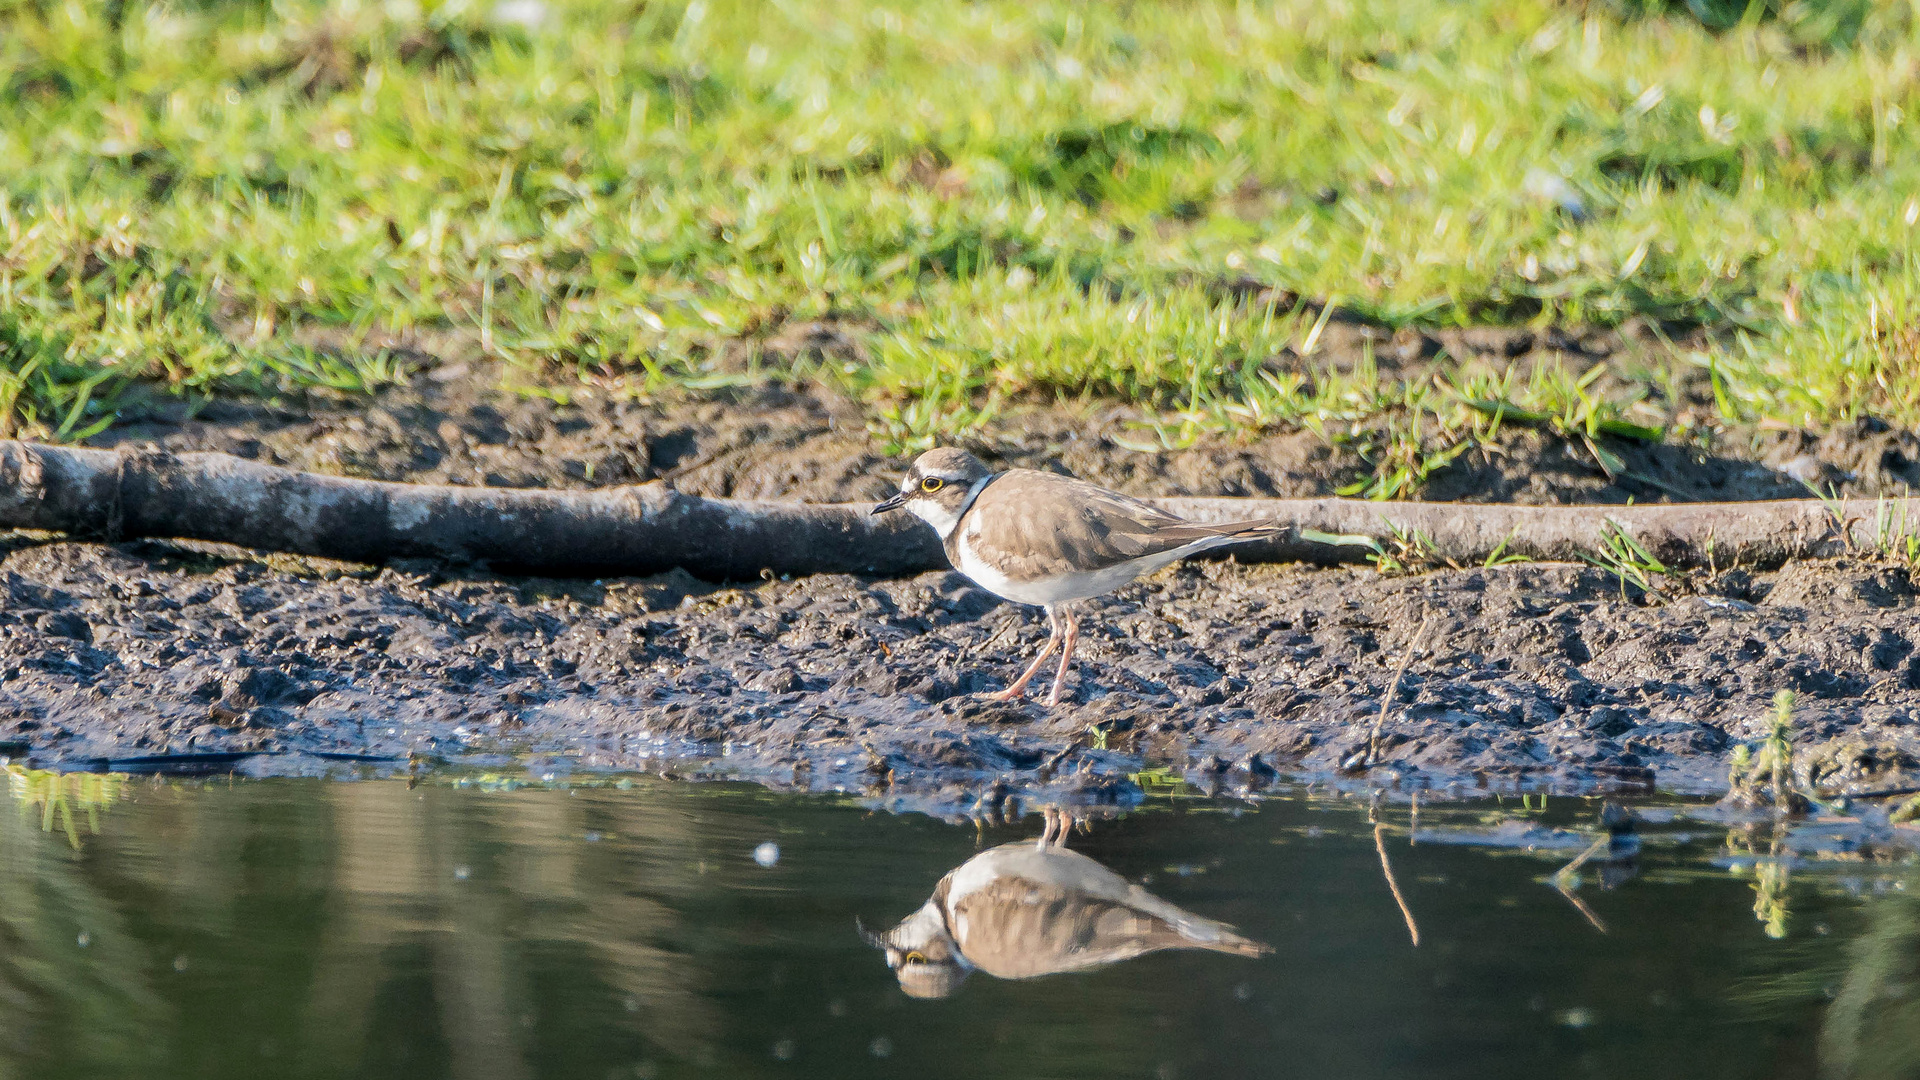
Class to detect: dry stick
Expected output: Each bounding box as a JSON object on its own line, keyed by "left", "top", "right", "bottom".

{"left": 1364, "top": 612, "right": 1436, "bottom": 769}
{"left": 2, "top": 441, "right": 1917, "bottom": 578}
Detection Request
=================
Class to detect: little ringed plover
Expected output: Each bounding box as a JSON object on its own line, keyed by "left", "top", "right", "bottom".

{"left": 872, "top": 447, "right": 1282, "bottom": 706}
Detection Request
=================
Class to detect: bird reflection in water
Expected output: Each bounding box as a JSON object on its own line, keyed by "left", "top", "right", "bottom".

{"left": 862, "top": 808, "right": 1271, "bottom": 998}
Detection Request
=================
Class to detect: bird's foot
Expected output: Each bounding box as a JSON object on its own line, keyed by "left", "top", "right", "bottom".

{"left": 983, "top": 686, "right": 1027, "bottom": 703}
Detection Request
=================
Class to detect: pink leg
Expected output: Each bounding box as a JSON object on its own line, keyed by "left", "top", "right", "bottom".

{"left": 986, "top": 607, "right": 1062, "bottom": 702}
{"left": 1043, "top": 606, "right": 1080, "bottom": 707}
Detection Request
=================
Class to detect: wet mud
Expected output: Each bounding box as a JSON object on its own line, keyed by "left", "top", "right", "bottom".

{"left": 4, "top": 529, "right": 1919, "bottom": 807}
{"left": 5, "top": 355, "right": 1916, "bottom": 807}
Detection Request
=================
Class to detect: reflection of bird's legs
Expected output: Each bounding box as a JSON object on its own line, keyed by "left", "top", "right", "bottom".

{"left": 988, "top": 606, "right": 1063, "bottom": 702}
{"left": 1039, "top": 805, "right": 1073, "bottom": 850}
{"left": 1033, "top": 806, "right": 1079, "bottom": 850}
{"left": 1043, "top": 605, "right": 1080, "bottom": 708}
{"left": 1052, "top": 809, "right": 1074, "bottom": 849}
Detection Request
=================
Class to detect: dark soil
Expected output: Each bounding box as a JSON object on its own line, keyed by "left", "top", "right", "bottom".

{"left": 3, "top": 536, "right": 1919, "bottom": 807}
{"left": 91, "top": 336, "right": 1920, "bottom": 507}
{"left": 4, "top": 347, "right": 1916, "bottom": 808}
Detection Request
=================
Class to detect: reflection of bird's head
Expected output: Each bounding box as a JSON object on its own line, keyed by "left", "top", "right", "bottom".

{"left": 859, "top": 900, "right": 972, "bottom": 999}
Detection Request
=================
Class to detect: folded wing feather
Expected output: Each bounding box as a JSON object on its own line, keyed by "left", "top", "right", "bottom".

{"left": 963, "top": 470, "right": 1281, "bottom": 576}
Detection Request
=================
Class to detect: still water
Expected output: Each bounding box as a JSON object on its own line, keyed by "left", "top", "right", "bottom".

{"left": 1, "top": 772, "right": 1914, "bottom": 1080}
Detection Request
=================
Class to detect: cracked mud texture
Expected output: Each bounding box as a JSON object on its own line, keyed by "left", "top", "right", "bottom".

{"left": 8, "top": 347, "right": 1920, "bottom": 807}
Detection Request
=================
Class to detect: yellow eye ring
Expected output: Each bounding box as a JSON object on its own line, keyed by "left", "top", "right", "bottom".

{"left": 920, "top": 477, "right": 945, "bottom": 493}
{"left": 904, "top": 951, "right": 927, "bottom": 964}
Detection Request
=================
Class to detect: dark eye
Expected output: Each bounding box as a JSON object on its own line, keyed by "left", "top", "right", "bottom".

{"left": 903, "top": 951, "right": 927, "bottom": 965}
{"left": 920, "top": 477, "right": 945, "bottom": 493}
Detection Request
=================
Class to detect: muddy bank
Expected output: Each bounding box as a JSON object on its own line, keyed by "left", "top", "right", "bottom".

{"left": 4, "top": 531, "right": 1918, "bottom": 805}
{"left": 88, "top": 354, "right": 1920, "bottom": 507}
{"left": 8, "top": 355, "right": 1913, "bottom": 806}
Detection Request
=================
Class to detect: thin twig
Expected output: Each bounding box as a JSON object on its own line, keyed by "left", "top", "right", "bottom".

{"left": 1555, "top": 881, "right": 1609, "bottom": 935}
{"left": 1831, "top": 784, "right": 1920, "bottom": 801}
{"left": 1555, "top": 834, "right": 1611, "bottom": 881}
{"left": 1035, "top": 739, "right": 1083, "bottom": 781}
{"left": 1374, "top": 822, "right": 1421, "bottom": 947}
{"left": 1551, "top": 835, "right": 1612, "bottom": 935}
{"left": 661, "top": 427, "right": 836, "bottom": 485}
{"left": 979, "top": 611, "right": 1027, "bottom": 654}
{"left": 1365, "top": 611, "right": 1436, "bottom": 768}
{"left": 656, "top": 444, "right": 736, "bottom": 485}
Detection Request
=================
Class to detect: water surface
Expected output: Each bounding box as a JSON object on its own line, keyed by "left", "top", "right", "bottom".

{"left": 2, "top": 775, "right": 1914, "bottom": 1080}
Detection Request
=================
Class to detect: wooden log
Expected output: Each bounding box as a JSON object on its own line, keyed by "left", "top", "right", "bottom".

{"left": 0, "top": 441, "right": 942, "bottom": 579}
{"left": 0, "top": 440, "right": 1908, "bottom": 578}
{"left": 1156, "top": 495, "right": 1901, "bottom": 571}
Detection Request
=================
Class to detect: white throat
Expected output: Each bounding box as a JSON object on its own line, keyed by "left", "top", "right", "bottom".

{"left": 906, "top": 476, "right": 992, "bottom": 541}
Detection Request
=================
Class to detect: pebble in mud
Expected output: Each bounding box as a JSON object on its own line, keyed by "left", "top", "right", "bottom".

{"left": 2, "top": 530, "right": 1919, "bottom": 809}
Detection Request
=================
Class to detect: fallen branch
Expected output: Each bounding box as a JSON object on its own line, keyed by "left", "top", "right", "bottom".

{"left": 1157, "top": 492, "right": 1919, "bottom": 571}
{"left": 0, "top": 441, "right": 941, "bottom": 580}
{"left": 0, "top": 440, "right": 1914, "bottom": 579}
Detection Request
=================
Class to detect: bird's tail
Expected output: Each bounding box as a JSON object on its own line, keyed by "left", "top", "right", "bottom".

{"left": 1158, "top": 518, "right": 1286, "bottom": 549}
{"left": 1172, "top": 914, "right": 1274, "bottom": 958}
{"left": 1124, "top": 886, "right": 1277, "bottom": 958}
{"left": 1215, "top": 518, "right": 1286, "bottom": 539}
{"left": 1200, "top": 931, "right": 1275, "bottom": 958}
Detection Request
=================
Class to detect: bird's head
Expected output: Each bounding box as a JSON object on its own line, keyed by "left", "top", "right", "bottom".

{"left": 870, "top": 448, "right": 994, "bottom": 539}
{"left": 858, "top": 901, "right": 971, "bottom": 999}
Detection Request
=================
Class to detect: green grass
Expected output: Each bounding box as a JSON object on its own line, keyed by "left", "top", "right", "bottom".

{"left": 2, "top": 0, "right": 1919, "bottom": 478}
{"left": 1581, "top": 517, "right": 1676, "bottom": 597}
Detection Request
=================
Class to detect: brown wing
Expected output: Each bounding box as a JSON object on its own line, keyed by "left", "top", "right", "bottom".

{"left": 948, "top": 875, "right": 1268, "bottom": 979}
{"left": 955, "top": 470, "right": 1280, "bottom": 576}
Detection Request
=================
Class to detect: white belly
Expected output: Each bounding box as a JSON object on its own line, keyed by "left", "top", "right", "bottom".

{"left": 954, "top": 538, "right": 1186, "bottom": 606}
